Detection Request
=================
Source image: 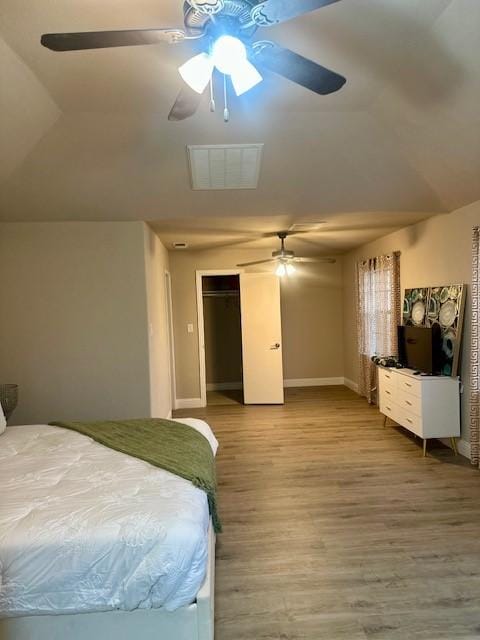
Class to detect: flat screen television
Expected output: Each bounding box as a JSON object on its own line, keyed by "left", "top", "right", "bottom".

{"left": 397, "top": 325, "right": 442, "bottom": 375}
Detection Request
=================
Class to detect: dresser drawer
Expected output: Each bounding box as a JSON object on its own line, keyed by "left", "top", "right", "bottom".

{"left": 397, "top": 375, "right": 421, "bottom": 398}
{"left": 397, "top": 389, "right": 422, "bottom": 417}
{"left": 399, "top": 409, "right": 423, "bottom": 437}
{"left": 380, "top": 399, "right": 401, "bottom": 424}
{"left": 379, "top": 368, "right": 396, "bottom": 388}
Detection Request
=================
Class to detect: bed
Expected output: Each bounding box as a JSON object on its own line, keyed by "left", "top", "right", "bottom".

{"left": 0, "top": 418, "right": 217, "bottom": 640}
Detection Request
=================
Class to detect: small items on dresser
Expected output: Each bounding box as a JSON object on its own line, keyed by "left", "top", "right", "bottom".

{"left": 0, "top": 384, "right": 19, "bottom": 423}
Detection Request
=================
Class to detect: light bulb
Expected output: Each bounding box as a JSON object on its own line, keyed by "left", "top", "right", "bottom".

{"left": 276, "top": 263, "right": 287, "bottom": 277}
{"left": 286, "top": 263, "right": 296, "bottom": 275}
{"left": 178, "top": 52, "right": 214, "bottom": 94}
{"left": 212, "top": 35, "right": 247, "bottom": 75}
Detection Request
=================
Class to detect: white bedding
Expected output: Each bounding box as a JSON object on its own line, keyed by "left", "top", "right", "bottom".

{"left": 0, "top": 418, "right": 218, "bottom": 618}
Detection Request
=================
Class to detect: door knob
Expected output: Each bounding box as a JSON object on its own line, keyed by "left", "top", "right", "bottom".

{"left": 270, "top": 343, "right": 281, "bottom": 350}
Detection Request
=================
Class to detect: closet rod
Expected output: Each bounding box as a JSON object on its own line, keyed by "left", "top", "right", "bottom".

{"left": 202, "top": 290, "right": 240, "bottom": 298}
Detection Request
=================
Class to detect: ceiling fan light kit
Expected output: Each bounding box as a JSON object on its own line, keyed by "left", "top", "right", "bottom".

{"left": 237, "top": 231, "right": 336, "bottom": 276}
{"left": 40, "top": 0, "right": 346, "bottom": 121}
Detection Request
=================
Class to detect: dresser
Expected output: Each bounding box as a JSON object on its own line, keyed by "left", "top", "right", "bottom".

{"left": 377, "top": 366, "right": 461, "bottom": 456}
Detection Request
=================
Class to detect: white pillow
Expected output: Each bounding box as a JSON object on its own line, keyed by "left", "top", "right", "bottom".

{"left": 0, "top": 402, "right": 6, "bottom": 435}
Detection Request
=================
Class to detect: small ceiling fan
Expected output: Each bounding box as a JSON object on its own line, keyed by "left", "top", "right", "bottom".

{"left": 41, "top": 0, "right": 346, "bottom": 121}
{"left": 237, "top": 231, "right": 336, "bottom": 275}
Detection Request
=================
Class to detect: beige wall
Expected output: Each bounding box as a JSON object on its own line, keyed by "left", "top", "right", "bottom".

{"left": 169, "top": 248, "right": 344, "bottom": 399}
{"left": 143, "top": 225, "right": 172, "bottom": 417}
{"left": 0, "top": 221, "right": 171, "bottom": 425}
{"left": 342, "top": 200, "right": 480, "bottom": 441}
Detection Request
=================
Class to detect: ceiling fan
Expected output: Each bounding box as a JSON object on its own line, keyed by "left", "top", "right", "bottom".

{"left": 237, "top": 231, "right": 336, "bottom": 276}
{"left": 41, "top": 0, "right": 346, "bottom": 121}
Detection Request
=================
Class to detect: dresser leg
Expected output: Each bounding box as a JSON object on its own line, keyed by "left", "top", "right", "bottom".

{"left": 450, "top": 437, "right": 458, "bottom": 456}
{"left": 383, "top": 415, "right": 388, "bottom": 428}
{"left": 423, "top": 439, "right": 427, "bottom": 457}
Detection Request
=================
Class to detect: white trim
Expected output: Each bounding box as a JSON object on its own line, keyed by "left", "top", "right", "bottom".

{"left": 206, "top": 382, "right": 243, "bottom": 391}
{"left": 164, "top": 270, "right": 177, "bottom": 414}
{"left": 343, "top": 377, "right": 360, "bottom": 394}
{"left": 457, "top": 439, "right": 471, "bottom": 460}
{"left": 284, "top": 377, "right": 345, "bottom": 388}
{"left": 440, "top": 437, "right": 471, "bottom": 459}
{"left": 174, "top": 398, "right": 204, "bottom": 410}
{"left": 196, "top": 269, "right": 244, "bottom": 408}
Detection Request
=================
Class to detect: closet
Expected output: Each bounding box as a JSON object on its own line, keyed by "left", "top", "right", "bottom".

{"left": 198, "top": 271, "right": 284, "bottom": 406}
{"left": 202, "top": 275, "right": 243, "bottom": 405}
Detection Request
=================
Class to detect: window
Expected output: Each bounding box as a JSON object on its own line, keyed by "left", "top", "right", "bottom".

{"left": 357, "top": 253, "right": 400, "bottom": 402}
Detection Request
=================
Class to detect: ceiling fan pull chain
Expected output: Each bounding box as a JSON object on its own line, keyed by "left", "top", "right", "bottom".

{"left": 209, "top": 77, "right": 216, "bottom": 112}
{"left": 223, "top": 74, "right": 230, "bottom": 122}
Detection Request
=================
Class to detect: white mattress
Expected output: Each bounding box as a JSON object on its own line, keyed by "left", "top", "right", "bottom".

{"left": 0, "top": 418, "right": 218, "bottom": 618}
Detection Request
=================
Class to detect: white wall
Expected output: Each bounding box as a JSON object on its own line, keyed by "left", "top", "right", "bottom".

{"left": 0, "top": 221, "right": 171, "bottom": 424}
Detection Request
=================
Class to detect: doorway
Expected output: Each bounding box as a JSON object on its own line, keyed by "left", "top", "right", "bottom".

{"left": 201, "top": 274, "right": 243, "bottom": 406}
{"left": 196, "top": 269, "right": 284, "bottom": 407}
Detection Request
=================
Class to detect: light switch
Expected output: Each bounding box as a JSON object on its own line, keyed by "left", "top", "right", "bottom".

{"left": 187, "top": 323, "right": 194, "bottom": 334}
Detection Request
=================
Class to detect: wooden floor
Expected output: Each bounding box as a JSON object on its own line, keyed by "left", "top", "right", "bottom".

{"left": 174, "top": 386, "right": 480, "bottom": 640}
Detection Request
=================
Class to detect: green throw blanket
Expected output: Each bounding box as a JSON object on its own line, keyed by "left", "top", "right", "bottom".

{"left": 49, "top": 418, "right": 221, "bottom": 533}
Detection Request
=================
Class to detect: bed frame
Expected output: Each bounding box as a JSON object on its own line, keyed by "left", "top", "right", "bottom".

{"left": 0, "top": 525, "right": 215, "bottom": 640}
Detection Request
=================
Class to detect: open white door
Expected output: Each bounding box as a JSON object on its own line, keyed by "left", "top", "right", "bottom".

{"left": 240, "top": 273, "right": 284, "bottom": 404}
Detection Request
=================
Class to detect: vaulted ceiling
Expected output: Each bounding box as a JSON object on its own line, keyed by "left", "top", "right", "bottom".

{"left": 0, "top": 0, "right": 479, "bottom": 251}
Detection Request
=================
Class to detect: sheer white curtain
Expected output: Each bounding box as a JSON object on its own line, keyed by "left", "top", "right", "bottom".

{"left": 356, "top": 253, "right": 401, "bottom": 403}
{"left": 470, "top": 227, "right": 479, "bottom": 466}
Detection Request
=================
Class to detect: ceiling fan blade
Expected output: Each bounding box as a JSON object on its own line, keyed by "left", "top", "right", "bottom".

{"left": 293, "top": 256, "right": 337, "bottom": 264}
{"left": 251, "top": 0, "right": 341, "bottom": 27}
{"left": 168, "top": 85, "right": 205, "bottom": 121}
{"left": 236, "top": 259, "right": 277, "bottom": 267}
{"left": 253, "top": 42, "right": 346, "bottom": 95}
{"left": 41, "top": 28, "right": 187, "bottom": 52}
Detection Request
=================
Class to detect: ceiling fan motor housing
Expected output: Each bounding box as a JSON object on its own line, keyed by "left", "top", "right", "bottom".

{"left": 272, "top": 249, "right": 294, "bottom": 259}
{"left": 184, "top": 0, "right": 258, "bottom": 38}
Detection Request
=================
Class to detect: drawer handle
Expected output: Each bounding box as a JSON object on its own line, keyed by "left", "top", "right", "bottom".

{"left": 385, "top": 374, "right": 391, "bottom": 379}
{"left": 405, "top": 383, "right": 412, "bottom": 388}
{"left": 386, "top": 406, "right": 392, "bottom": 411}
{"left": 406, "top": 418, "right": 413, "bottom": 424}
{"left": 386, "top": 390, "right": 391, "bottom": 395}
{"left": 405, "top": 400, "right": 412, "bottom": 406}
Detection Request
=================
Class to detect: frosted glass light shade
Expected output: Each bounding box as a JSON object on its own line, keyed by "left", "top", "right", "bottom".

{"left": 276, "top": 263, "right": 287, "bottom": 277}
{"left": 179, "top": 53, "right": 214, "bottom": 94}
{"left": 286, "top": 263, "right": 296, "bottom": 275}
{"left": 230, "top": 60, "right": 262, "bottom": 96}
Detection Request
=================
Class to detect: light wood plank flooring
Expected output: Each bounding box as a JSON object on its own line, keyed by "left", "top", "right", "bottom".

{"left": 174, "top": 386, "right": 480, "bottom": 640}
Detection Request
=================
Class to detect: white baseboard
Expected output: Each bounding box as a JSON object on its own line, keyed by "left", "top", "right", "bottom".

{"left": 208, "top": 378, "right": 348, "bottom": 391}
{"left": 343, "top": 378, "right": 359, "bottom": 394}
{"left": 174, "top": 398, "right": 204, "bottom": 410}
{"left": 206, "top": 382, "right": 243, "bottom": 391}
{"left": 284, "top": 377, "right": 344, "bottom": 388}
{"left": 439, "top": 437, "right": 471, "bottom": 459}
{"left": 457, "top": 439, "right": 471, "bottom": 459}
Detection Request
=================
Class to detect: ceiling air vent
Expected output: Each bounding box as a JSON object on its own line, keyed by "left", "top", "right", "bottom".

{"left": 187, "top": 144, "right": 264, "bottom": 190}
{"left": 172, "top": 241, "right": 188, "bottom": 249}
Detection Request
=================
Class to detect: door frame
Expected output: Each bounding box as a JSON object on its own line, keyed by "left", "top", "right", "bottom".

{"left": 196, "top": 269, "right": 244, "bottom": 407}
{"left": 164, "top": 270, "right": 177, "bottom": 414}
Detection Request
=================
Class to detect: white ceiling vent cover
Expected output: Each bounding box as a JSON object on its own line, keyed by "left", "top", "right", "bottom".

{"left": 187, "top": 144, "right": 263, "bottom": 190}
